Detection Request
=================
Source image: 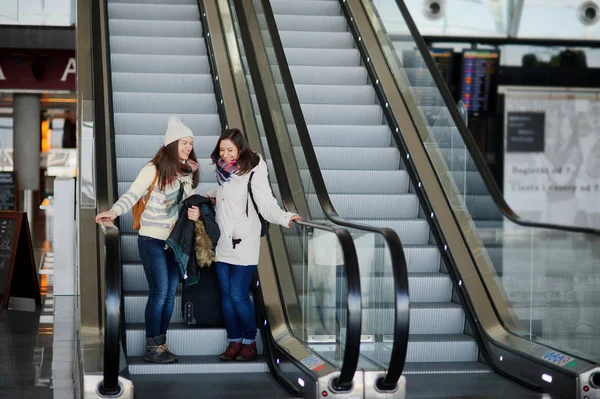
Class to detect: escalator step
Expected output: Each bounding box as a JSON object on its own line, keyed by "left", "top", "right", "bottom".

{"left": 107, "top": 3, "right": 199, "bottom": 21}
{"left": 110, "top": 37, "right": 206, "bottom": 56}
{"left": 110, "top": 54, "right": 209, "bottom": 74}
{"left": 109, "top": 19, "right": 202, "bottom": 37}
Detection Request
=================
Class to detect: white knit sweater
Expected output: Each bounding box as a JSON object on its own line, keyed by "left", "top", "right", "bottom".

{"left": 111, "top": 163, "right": 193, "bottom": 240}
{"left": 206, "top": 156, "right": 294, "bottom": 266}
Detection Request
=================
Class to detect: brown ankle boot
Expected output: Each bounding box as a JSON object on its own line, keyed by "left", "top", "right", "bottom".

{"left": 219, "top": 342, "right": 242, "bottom": 361}
{"left": 236, "top": 342, "right": 257, "bottom": 361}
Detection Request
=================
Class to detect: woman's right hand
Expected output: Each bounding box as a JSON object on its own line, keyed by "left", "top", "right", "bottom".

{"left": 95, "top": 209, "right": 118, "bottom": 223}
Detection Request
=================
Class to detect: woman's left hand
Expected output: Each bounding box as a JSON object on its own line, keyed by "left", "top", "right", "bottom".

{"left": 188, "top": 206, "right": 200, "bottom": 221}
{"left": 288, "top": 214, "right": 302, "bottom": 226}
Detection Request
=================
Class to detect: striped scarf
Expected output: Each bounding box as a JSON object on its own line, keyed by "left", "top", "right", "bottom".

{"left": 216, "top": 158, "right": 238, "bottom": 186}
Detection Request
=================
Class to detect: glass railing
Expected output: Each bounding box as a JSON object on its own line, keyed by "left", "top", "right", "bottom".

{"left": 367, "top": 0, "right": 600, "bottom": 365}
{"left": 230, "top": 0, "right": 410, "bottom": 388}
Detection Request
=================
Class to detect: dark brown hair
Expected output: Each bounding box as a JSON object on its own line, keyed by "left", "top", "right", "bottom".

{"left": 210, "top": 128, "right": 259, "bottom": 175}
{"left": 150, "top": 140, "right": 199, "bottom": 191}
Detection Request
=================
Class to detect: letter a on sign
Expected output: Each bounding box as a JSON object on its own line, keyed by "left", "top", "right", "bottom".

{"left": 0, "top": 65, "right": 5, "bottom": 80}
{"left": 60, "top": 58, "right": 76, "bottom": 82}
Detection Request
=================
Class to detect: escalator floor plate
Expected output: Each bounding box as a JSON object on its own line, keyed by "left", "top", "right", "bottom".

{"left": 406, "top": 372, "right": 559, "bottom": 398}
{"left": 131, "top": 373, "right": 297, "bottom": 399}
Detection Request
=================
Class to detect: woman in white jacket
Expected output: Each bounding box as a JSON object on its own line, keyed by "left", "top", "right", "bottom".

{"left": 206, "top": 128, "right": 300, "bottom": 361}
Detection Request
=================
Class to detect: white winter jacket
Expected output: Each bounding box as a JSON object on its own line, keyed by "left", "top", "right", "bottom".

{"left": 206, "top": 155, "right": 295, "bottom": 266}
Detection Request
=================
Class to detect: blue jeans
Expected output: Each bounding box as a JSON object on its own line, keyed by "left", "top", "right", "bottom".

{"left": 138, "top": 235, "right": 180, "bottom": 338}
{"left": 215, "top": 262, "right": 257, "bottom": 344}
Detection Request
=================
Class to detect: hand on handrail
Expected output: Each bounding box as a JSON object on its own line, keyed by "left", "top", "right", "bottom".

{"left": 96, "top": 209, "right": 117, "bottom": 223}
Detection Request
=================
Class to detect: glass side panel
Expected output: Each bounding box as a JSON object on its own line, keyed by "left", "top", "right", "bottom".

{"left": 369, "top": 0, "right": 600, "bottom": 364}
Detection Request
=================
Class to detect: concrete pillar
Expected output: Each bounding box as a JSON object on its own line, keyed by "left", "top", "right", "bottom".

{"left": 13, "top": 93, "right": 41, "bottom": 224}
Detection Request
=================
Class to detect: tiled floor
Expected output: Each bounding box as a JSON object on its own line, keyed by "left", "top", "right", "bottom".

{"left": 0, "top": 211, "right": 76, "bottom": 399}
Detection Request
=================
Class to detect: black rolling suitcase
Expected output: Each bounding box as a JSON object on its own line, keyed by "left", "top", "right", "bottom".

{"left": 181, "top": 266, "right": 224, "bottom": 327}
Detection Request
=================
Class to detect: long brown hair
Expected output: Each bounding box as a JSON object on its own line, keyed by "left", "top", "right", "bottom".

{"left": 150, "top": 140, "right": 199, "bottom": 191}
{"left": 210, "top": 128, "right": 259, "bottom": 175}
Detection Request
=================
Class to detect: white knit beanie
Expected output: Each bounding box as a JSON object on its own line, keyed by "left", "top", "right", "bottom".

{"left": 164, "top": 116, "right": 193, "bottom": 146}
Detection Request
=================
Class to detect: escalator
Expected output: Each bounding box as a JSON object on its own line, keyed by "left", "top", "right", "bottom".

{"left": 87, "top": 0, "right": 407, "bottom": 398}
{"left": 262, "top": 0, "right": 478, "bottom": 374}
{"left": 246, "top": 0, "right": 600, "bottom": 398}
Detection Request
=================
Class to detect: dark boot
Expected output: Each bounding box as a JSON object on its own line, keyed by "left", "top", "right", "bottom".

{"left": 157, "top": 334, "right": 179, "bottom": 361}
{"left": 144, "top": 336, "right": 177, "bottom": 363}
{"left": 236, "top": 342, "right": 258, "bottom": 361}
{"left": 219, "top": 342, "right": 242, "bottom": 361}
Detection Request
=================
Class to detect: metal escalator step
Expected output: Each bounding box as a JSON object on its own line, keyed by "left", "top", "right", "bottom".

{"left": 109, "top": 37, "right": 206, "bottom": 56}
{"left": 295, "top": 147, "right": 398, "bottom": 170}
{"left": 406, "top": 335, "right": 478, "bottom": 363}
{"left": 400, "top": 49, "right": 425, "bottom": 69}
{"left": 297, "top": 301, "right": 464, "bottom": 335}
{"left": 123, "top": 263, "right": 148, "bottom": 291}
{"left": 109, "top": 19, "right": 202, "bottom": 38}
{"left": 125, "top": 293, "right": 255, "bottom": 324}
{"left": 408, "top": 86, "right": 446, "bottom": 107}
{"left": 295, "top": 125, "right": 391, "bottom": 147}
{"left": 403, "top": 362, "right": 491, "bottom": 374}
{"left": 255, "top": 84, "right": 375, "bottom": 105}
{"left": 294, "top": 84, "right": 375, "bottom": 105}
{"left": 270, "top": 0, "right": 340, "bottom": 16}
{"left": 116, "top": 158, "right": 215, "bottom": 182}
{"left": 437, "top": 147, "right": 478, "bottom": 171}
{"left": 362, "top": 304, "right": 465, "bottom": 335}
{"left": 465, "top": 195, "right": 503, "bottom": 220}
{"left": 108, "top": 0, "right": 196, "bottom": 4}
{"left": 125, "top": 293, "right": 184, "bottom": 323}
{"left": 309, "top": 169, "right": 409, "bottom": 194}
{"left": 120, "top": 234, "right": 139, "bottom": 263}
{"left": 115, "top": 135, "right": 218, "bottom": 158}
{"left": 431, "top": 126, "right": 465, "bottom": 148}
{"left": 403, "top": 68, "right": 436, "bottom": 87}
{"left": 112, "top": 92, "right": 216, "bottom": 114}
{"left": 453, "top": 171, "right": 488, "bottom": 195}
{"left": 268, "top": 14, "right": 347, "bottom": 32}
{"left": 110, "top": 54, "right": 209, "bottom": 74}
{"left": 307, "top": 193, "right": 419, "bottom": 219}
{"left": 125, "top": 324, "right": 263, "bottom": 356}
{"left": 284, "top": 239, "right": 439, "bottom": 273}
{"left": 108, "top": 3, "right": 199, "bottom": 21}
{"left": 293, "top": 272, "right": 452, "bottom": 303}
{"left": 274, "top": 65, "right": 367, "bottom": 85}
{"left": 346, "top": 219, "right": 430, "bottom": 245}
{"left": 275, "top": 31, "right": 354, "bottom": 49}
{"left": 113, "top": 113, "right": 221, "bottom": 137}
{"left": 300, "top": 104, "right": 383, "bottom": 125}
{"left": 127, "top": 355, "right": 268, "bottom": 374}
{"left": 278, "top": 47, "right": 360, "bottom": 67}
{"left": 112, "top": 73, "right": 213, "bottom": 94}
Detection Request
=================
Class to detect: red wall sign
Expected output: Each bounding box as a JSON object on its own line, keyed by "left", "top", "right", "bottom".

{"left": 0, "top": 49, "right": 76, "bottom": 91}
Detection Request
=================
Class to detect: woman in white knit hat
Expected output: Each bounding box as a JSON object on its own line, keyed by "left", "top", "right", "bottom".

{"left": 95, "top": 116, "right": 200, "bottom": 363}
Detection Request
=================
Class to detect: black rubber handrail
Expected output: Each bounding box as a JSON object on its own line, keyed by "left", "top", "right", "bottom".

{"left": 91, "top": 0, "right": 123, "bottom": 395}
{"left": 393, "top": 0, "right": 600, "bottom": 237}
{"left": 254, "top": 0, "right": 410, "bottom": 390}
{"left": 232, "top": 0, "right": 364, "bottom": 390}
{"left": 99, "top": 220, "right": 122, "bottom": 396}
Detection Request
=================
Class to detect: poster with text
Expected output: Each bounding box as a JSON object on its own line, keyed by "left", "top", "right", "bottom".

{"left": 504, "top": 90, "right": 600, "bottom": 229}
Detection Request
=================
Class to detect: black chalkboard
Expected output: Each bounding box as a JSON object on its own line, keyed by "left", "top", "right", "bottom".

{"left": 0, "top": 212, "right": 40, "bottom": 308}
{"left": 0, "top": 172, "right": 17, "bottom": 211}
{"left": 507, "top": 112, "right": 545, "bottom": 153}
